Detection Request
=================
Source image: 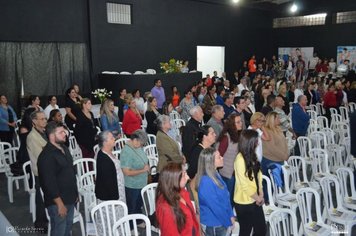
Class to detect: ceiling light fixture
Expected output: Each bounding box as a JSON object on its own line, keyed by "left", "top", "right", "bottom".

{"left": 290, "top": 3, "right": 298, "bottom": 13}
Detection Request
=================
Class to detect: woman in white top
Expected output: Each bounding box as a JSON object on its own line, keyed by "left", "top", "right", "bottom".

{"left": 247, "top": 112, "right": 270, "bottom": 163}
{"left": 132, "top": 89, "right": 145, "bottom": 115}
{"left": 44, "top": 95, "right": 59, "bottom": 118}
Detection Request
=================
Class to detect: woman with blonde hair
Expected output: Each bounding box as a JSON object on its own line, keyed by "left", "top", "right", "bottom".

{"left": 100, "top": 99, "right": 122, "bottom": 138}
{"left": 248, "top": 112, "right": 269, "bottom": 163}
{"left": 122, "top": 94, "right": 142, "bottom": 137}
{"left": 261, "top": 111, "right": 288, "bottom": 202}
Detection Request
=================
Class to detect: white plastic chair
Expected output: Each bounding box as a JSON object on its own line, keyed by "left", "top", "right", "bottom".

{"left": 169, "top": 110, "right": 181, "bottom": 120}
{"left": 330, "top": 114, "right": 342, "bottom": 131}
{"left": 145, "top": 134, "right": 156, "bottom": 146}
{"left": 309, "top": 131, "right": 327, "bottom": 150}
{"left": 339, "top": 106, "right": 349, "bottom": 122}
{"left": 326, "top": 144, "right": 344, "bottom": 173}
{"left": 112, "top": 214, "right": 151, "bottom": 236}
{"left": 297, "top": 136, "right": 313, "bottom": 166}
{"left": 119, "top": 71, "right": 131, "bottom": 75}
{"left": 68, "top": 135, "right": 83, "bottom": 161}
{"left": 330, "top": 107, "right": 338, "bottom": 116}
{"left": 287, "top": 156, "right": 320, "bottom": 193}
{"left": 316, "top": 116, "right": 328, "bottom": 130}
{"left": 320, "top": 175, "right": 356, "bottom": 234}
{"left": 296, "top": 187, "right": 331, "bottom": 235}
{"left": 262, "top": 175, "right": 279, "bottom": 224}
{"left": 146, "top": 69, "right": 156, "bottom": 74}
{"left": 308, "top": 148, "right": 331, "bottom": 182}
{"left": 269, "top": 208, "right": 299, "bottom": 236}
{"left": 348, "top": 102, "right": 356, "bottom": 113}
{"left": 79, "top": 171, "right": 96, "bottom": 222}
{"left": 336, "top": 167, "right": 356, "bottom": 211}
{"left": 268, "top": 168, "right": 298, "bottom": 213}
{"left": 22, "top": 161, "right": 36, "bottom": 222}
{"left": 134, "top": 71, "right": 145, "bottom": 75}
{"left": 1, "top": 147, "right": 26, "bottom": 203}
{"left": 13, "top": 127, "right": 20, "bottom": 148}
{"left": 143, "top": 144, "right": 158, "bottom": 176}
{"left": 15, "top": 119, "right": 22, "bottom": 128}
{"left": 114, "top": 138, "right": 129, "bottom": 153}
{"left": 93, "top": 144, "right": 100, "bottom": 158}
{"left": 91, "top": 200, "right": 128, "bottom": 236}
{"left": 309, "top": 104, "right": 318, "bottom": 115}
{"left": 307, "top": 110, "right": 318, "bottom": 121}
{"left": 141, "top": 183, "right": 159, "bottom": 233}
{"left": 307, "top": 119, "right": 318, "bottom": 135}
{"left": 316, "top": 102, "right": 325, "bottom": 115}
{"left": 0, "top": 141, "right": 12, "bottom": 173}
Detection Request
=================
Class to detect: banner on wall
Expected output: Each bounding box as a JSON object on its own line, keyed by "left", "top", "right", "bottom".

{"left": 337, "top": 46, "right": 356, "bottom": 69}
{"left": 278, "top": 47, "right": 314, "bottom": 65}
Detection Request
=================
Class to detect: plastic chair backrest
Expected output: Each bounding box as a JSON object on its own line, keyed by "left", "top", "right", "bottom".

{"left": 112, "top": 214, "right": 151, "bottom": 236}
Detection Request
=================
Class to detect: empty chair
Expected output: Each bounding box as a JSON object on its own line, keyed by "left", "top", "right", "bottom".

{"left": 320, "top": 175, "right": 356, "bottom": 235}
{"left": 336, "top": 167, "right": 356, "bottom": 211}
{"left": 330, "top": 114, "right": 342, "bottom": 130}
{"left": 262, "top": 175, "right": 279, "bottom": 224}
{"left": 0, "top": 141, "right": 12, "bottom": 173}
{"left": 269, "top": 208, "right": 299, "bottom": 236}
{"left": 309, "top": 131, "right": 327, "bottom": 149}
{"left": 146, "top": 69, "right": 156, "bottom": 74}
{"left": 114, "top": 138, "right": 129, "bottom": 153}
{"left": 169, "top": 110, "right": 181, "bottom": 120}
{"left": 134, "top": 71, "right": 145, "bottom": 75}
{"left": 316, "top": 102, "right": 325, "bottom": 115}
{"left": 307, "top": 119, "right": 318, "bottom": 135}
{"left": 316, "top": 116, "right": 328, "bottom": 130}
{"left": 268, "top": 168, "right": 298, "bottom": 213}
{"left": 68, "top": 135, "right": 83, "bottom": 161}
{"left": 297, "top": 136, "right": 312, "bottom": 165}
{"left": 141, "top": 183, "right": 159, "bottom": 233}
{"left": 22, "top": 161, "right": 36, "bottom": 222}
{"left": 287, "top": 156, "right": 320, "bottom": 193}
{"left": 1, "top": 147, "right": 26, "bottom": 203}
{"left": 296, "top": 187, "right": 331, "bottom": 235}
{"left": 112, "top": 214, "right": 151, "bottom": 236}
{"left": 309, "top": 104, "right": 318, "bottom": 115}
{"left": 339, "top": 106, "right": 349, "bottom": 122}
{"left": 307, "top": 110, "right": 318, "bottom": 121}
{"left": 79, "top": 171, "right": 96, "bottom": 222}
{"left": 143, "top": 144, "right": 158, "bottom": 176}
{"left": 308, "top": 148, "right": 331, "bottom": 182}
{"left": 91, "top": 200, "right": 128, "bottom": 236}
{"left": 326, "top": 144, "right": 344, "bottom": 173}
{"left": 330, "top": 107, "right": 338, "bottom": 116}
{"left": 119, "top": 71, "right": 131, "bottom": 75}
{"left": 348, "top": 102, "right": 356, "bottom": 113}
{"left": 146, "top": 134, "right": 156, "bottom": 146}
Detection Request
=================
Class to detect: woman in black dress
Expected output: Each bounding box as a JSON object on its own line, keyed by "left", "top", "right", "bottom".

{"left": 74, "top": 98, "right": 97, "bottom": 160}
{"left": 145, "top": 97, "right": 160, "bottom": 135}
{"left": 64, "top": 87, "right": 81, "bottom": 130}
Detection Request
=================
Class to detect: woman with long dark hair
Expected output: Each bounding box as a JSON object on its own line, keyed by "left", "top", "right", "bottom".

{"left": 145, "top": 97, "right": 160, "bottom": 135}
{"left": 196, "top": 147, "right": 235, "bottom": 236}
{"left": 216, "top": 113, "right": 243, "bottom": 207}
{"left": 64, "top": 87, "right": 80, "bottom": 130}
{"left": 234, "top": 129, "right": 266, "bottom": 236}
{"left": 156, "top": 162, "right": 200, "bottom": 235}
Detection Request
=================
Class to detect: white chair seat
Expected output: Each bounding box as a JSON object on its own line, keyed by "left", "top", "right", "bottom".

{"left": 303, "top": 221, "right": 331, "bottom": 235}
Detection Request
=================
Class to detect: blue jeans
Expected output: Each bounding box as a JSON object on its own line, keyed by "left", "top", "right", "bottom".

{"left": 125, "top": 187, "right": 143, "bottom": 214}
{"left": 261, "top": 157, "right": 284, "bottom": 203}
{"left": 202, "top": 225, "right": 228, "bottom": 236}
{"left": 47, "top": 204, "right": 75, "bottom": 236}
{"left": 221, "top": 175, "right": 235, "bottom": 210}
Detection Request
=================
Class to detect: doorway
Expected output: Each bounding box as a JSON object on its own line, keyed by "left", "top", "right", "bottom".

{"left": 197, "top": 46, "right": 225, "bottom": 78}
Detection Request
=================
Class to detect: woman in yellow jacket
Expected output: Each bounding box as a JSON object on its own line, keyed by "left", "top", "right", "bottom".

{"left": 233, "top": 129, "right": 266, "bottom": 236}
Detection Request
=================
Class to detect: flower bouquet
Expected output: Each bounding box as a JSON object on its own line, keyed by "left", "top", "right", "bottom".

{"left": 160, "top": 58, "right": 183, "bottom": 73}
{"left": 92, "top": 88, "right": 112, "bottom": 103}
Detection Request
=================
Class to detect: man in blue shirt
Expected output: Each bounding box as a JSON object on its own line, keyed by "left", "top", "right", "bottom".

{"left": 292, "top": 95, "right": 310, "bottom": 155}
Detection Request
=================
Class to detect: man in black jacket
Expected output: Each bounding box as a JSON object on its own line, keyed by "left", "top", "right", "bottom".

{"left": 38, "top": 121, "right": 78, "bottom": 236}
{"left": 182, "top": 106, "right": 204, "bottom": 159}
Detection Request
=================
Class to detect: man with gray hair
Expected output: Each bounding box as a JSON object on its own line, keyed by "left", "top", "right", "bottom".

{"left": 27, "top": 110, "right": 48, "bottom": 232}
{"left": 182, "top": 106, "right": 204, "bottom": 158}
{"left": 207, "top": 105, "right": 224, "bottom": 138}
{"left": 292, "top": 95, "right": 310, "bottom": 155}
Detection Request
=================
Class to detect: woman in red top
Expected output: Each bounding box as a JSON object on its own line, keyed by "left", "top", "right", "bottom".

{"left": 122, "top": 94, "right": 142, "bottom": 137}
{"left": 323, "top": 83, "right": 337, "bottom": 121}
{"left": 156, "top": 162, "right": 200, "bottom": 236}
{"left": 171, "top": 86, "right": 180, "bottom": 108}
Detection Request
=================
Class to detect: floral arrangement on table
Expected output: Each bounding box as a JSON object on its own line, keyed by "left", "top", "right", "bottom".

{"left": 160, "top": 58, "right": 183, "bottom": 73}
{"left": 92, "top": 88, "right": 112, "bottom": 103}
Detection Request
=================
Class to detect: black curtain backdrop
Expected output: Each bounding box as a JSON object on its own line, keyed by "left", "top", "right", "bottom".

{"left": 0, "top": 42, "right": 90, "bottom": 112}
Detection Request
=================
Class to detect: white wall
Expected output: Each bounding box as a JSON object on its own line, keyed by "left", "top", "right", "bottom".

{"left": 197, "top": 46, "right": 225, "bottom": 77}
